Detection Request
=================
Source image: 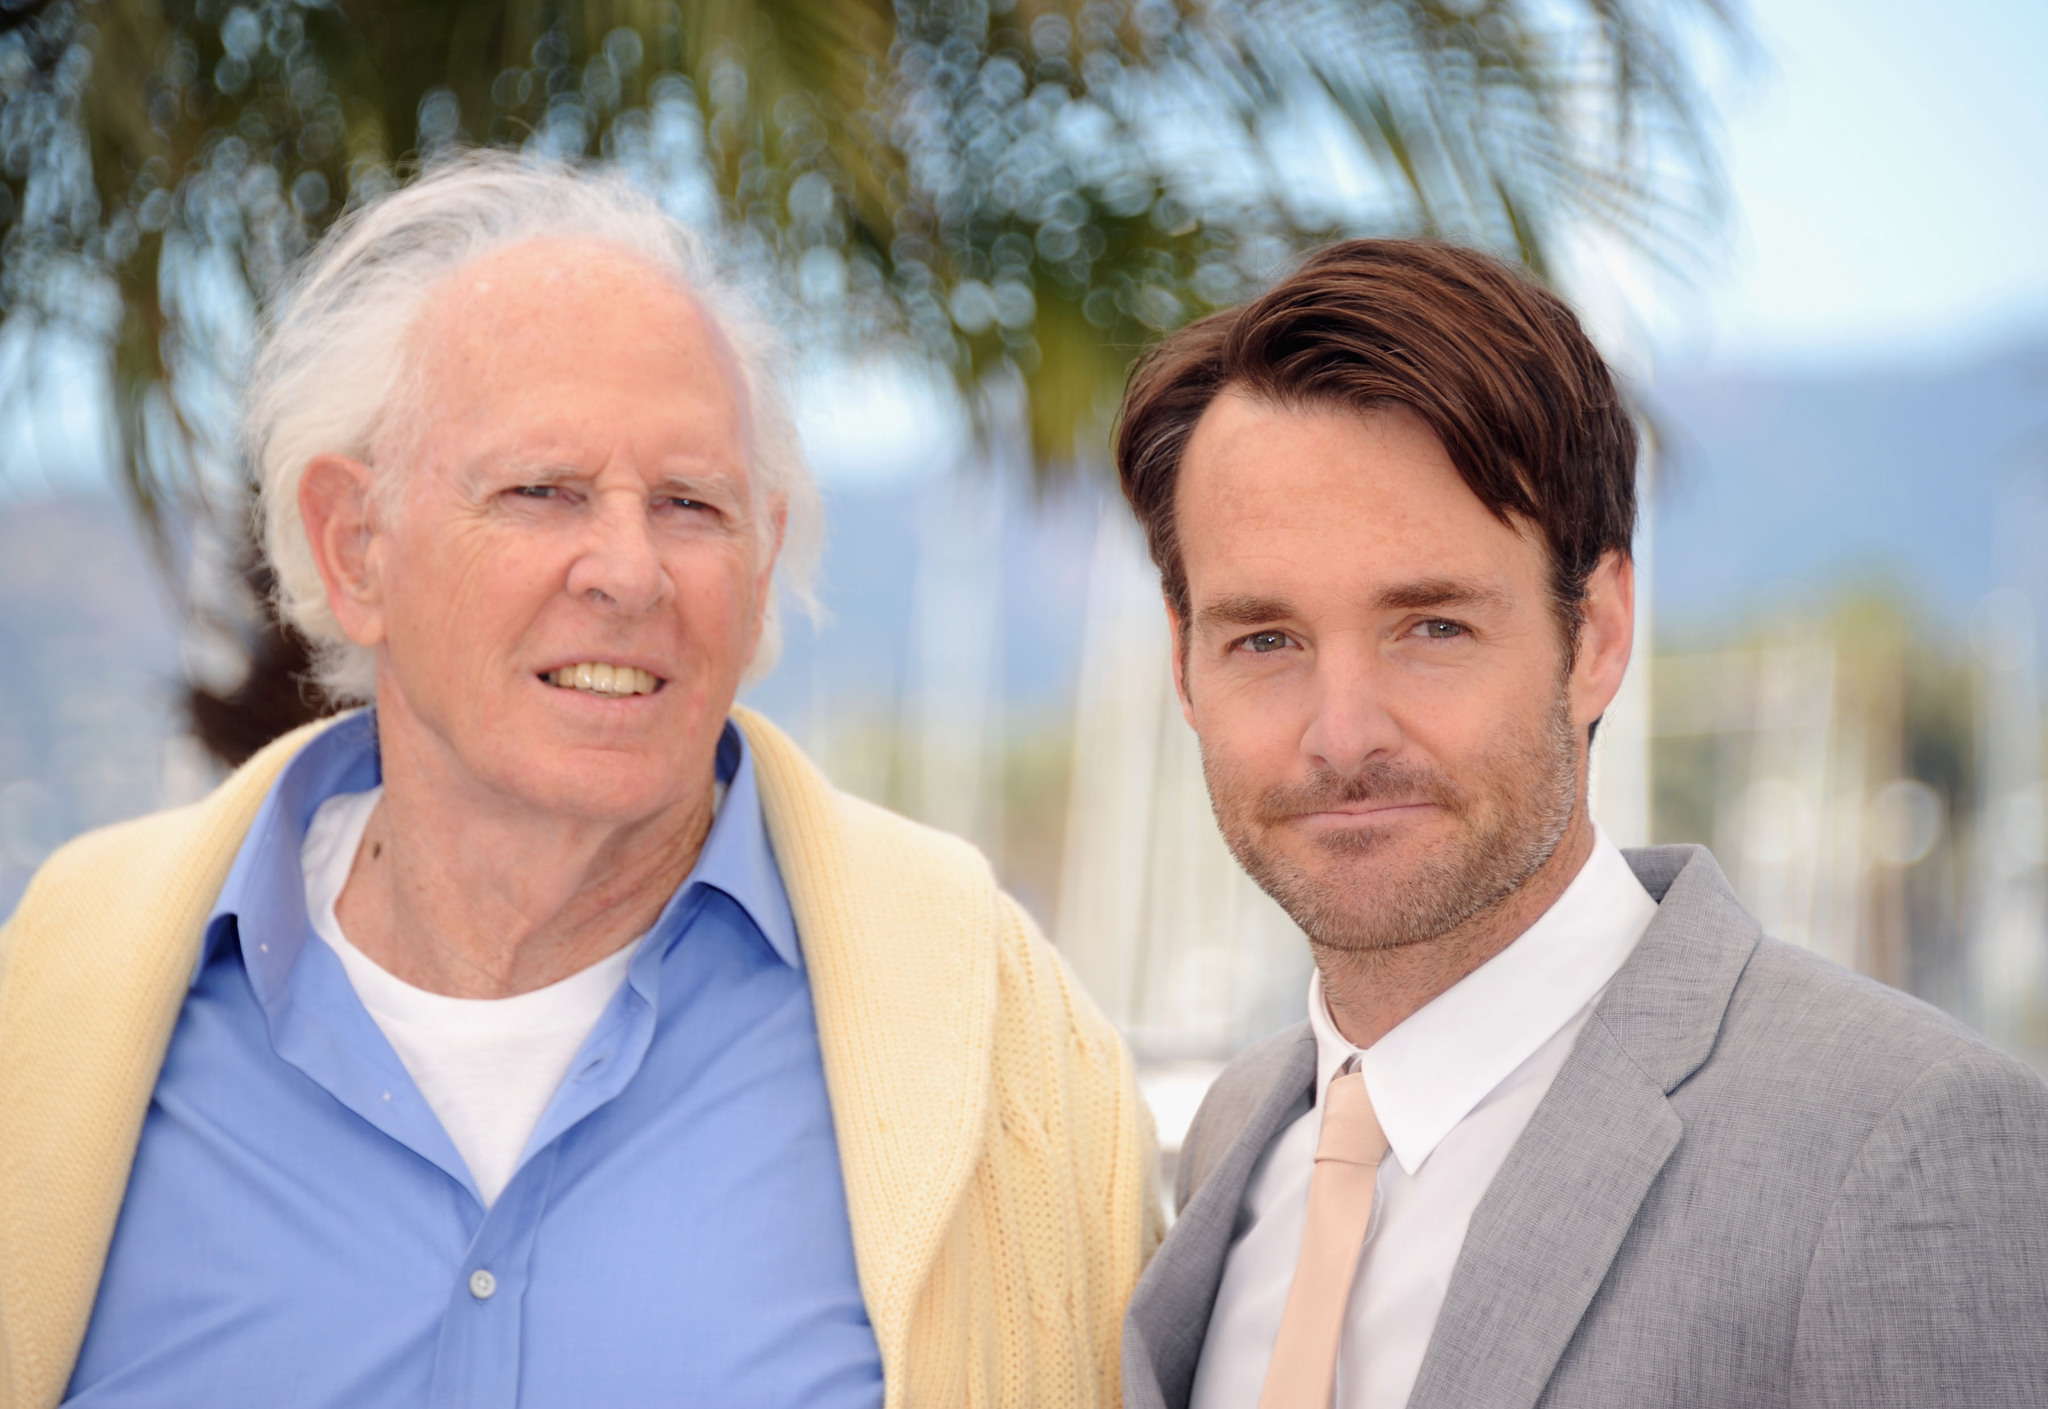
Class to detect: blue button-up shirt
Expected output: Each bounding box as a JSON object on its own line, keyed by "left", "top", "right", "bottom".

{"left": 68, "top": 712, "right": 884, "bottom": 1408}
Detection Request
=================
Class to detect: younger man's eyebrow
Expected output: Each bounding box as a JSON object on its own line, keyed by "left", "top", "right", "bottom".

{"left": 1196, "top": 595, "right": 1296, "bottom": 631}
{"left": 1196, "top": 580, "right": 1508, "bottom": 629}
{"left": 1375, "top": 578, "right": 1509, "bottom": 613}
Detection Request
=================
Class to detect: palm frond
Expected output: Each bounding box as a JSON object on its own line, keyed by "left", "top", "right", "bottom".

{"left": 0, "top": 0, "right": 1740, "bottom": 758}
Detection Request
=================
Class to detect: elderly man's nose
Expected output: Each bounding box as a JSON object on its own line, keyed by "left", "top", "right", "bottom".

{"left": 566, "top": 503, "right": 671, "bottom": 615}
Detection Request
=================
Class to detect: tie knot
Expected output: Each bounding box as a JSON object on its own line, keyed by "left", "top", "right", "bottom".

{"left": 1316, "top": 1070, "right": 1388, "bottom": 1168}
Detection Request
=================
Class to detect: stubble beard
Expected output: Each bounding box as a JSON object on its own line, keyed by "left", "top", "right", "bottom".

{"left": 1206, "top": 692, "right": 1581, "bottom": 958}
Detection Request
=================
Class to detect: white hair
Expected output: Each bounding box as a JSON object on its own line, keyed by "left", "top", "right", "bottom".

{"left": 248, "top": 149, "right": 821, "bottom": 702}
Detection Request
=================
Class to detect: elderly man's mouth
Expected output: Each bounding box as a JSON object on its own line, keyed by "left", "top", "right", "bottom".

{"left": 542, "top": 663, "right": 663, "bottom": 697}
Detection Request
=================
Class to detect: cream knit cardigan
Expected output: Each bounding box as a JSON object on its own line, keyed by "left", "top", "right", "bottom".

{"left": 0, "top": 707, "right": 1161, "bottom": 1409}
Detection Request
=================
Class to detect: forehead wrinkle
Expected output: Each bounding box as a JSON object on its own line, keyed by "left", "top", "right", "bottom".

{"left": 401, "top": 238, "right": 751, "bottom": 440}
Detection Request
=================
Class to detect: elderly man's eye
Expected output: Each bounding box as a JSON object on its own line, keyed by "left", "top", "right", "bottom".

{"left": 510, "top": 485, "right": 559, "bottom": 499}
{"left": 659, "top": 495, "right": 730, "bottom": 522}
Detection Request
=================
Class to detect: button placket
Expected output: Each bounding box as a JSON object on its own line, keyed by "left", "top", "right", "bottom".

{"left": 428, "top": 1144, "right": 561, "bottom": 1409}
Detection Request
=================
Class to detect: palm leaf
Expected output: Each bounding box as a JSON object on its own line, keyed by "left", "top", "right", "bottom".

{"left": 0, "top": 0, "right": 1737, "bottom": 758}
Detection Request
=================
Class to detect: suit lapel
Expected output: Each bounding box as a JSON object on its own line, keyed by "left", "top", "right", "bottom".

{"left": 735, "top": 708, "right": 998, "bottom": 1390}
{"left": 1125, "top": 1027, "right": 1316, "bottom": 1409}
{"left": 0, "top": 719, "right": 328, "bottom": 1409}
{"left": 1404, "top": 1019, "right": 1680, "bottom": 1409}
{"left": 1407, "top": 846, "right": 1761, "bottom": 1409}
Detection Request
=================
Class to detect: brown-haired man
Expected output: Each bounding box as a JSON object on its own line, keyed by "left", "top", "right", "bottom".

{"left": 1115, "top": 240, "right": 2048, "bottom": 1409}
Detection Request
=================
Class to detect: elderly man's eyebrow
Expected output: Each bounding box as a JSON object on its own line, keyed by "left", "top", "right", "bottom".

{"left": 1375, "top": 578, "right": 1509, "bottom": 612}
{"left": 459, "top": 457, "right": 579, "bottom": 490}
{"left": 650, "top": 470, "right": 745, "bottom": 501}
{"left": 455, "top": 459, "right": 747, "bottom": 501}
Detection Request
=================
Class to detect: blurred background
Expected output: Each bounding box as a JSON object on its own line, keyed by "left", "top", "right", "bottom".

{"left": 1, "top": 0, "right": 2043, "bottom": 1168}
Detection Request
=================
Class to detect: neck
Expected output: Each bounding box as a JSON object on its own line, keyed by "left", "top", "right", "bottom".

{"left": 1316, "top": 803, "right": 1597, "bottom": 1051}
{"left": 333, "top": 718, "right": 716, "bottom": 999}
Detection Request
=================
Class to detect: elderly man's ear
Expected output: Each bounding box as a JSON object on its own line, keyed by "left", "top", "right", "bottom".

{"left": 300, "top": 454, "right": 388, "bottom": 648}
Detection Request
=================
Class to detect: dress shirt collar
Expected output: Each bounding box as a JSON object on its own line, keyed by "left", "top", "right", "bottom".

{"left": 687, "top": 721, "right": 803, "bottom": 970}
{"left": 1308, "top": 828, "right": 1658, "bottom": 1177}
{"left": 202, "top": 710, "right": 801, "bottom": 994}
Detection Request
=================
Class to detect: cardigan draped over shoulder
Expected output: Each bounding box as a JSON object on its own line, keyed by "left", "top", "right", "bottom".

{"left": 0, "top": 706, "right": 1161, "bottom": 1409}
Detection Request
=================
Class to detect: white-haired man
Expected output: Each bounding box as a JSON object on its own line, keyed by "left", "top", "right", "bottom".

{"left": 0, "top": 155, "right": 1158, "bottom": 1409}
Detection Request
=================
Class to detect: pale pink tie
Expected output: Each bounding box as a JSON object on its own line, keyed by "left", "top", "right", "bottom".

{"left": 1256, "top": 1068, "right": 1388, "bottom": 1409}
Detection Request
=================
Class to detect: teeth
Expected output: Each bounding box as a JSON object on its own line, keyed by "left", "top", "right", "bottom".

{"left": 548, "top": 663, "right": 660, "bottom": 696}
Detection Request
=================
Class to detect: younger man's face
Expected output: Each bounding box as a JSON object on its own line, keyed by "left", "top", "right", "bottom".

{"left": 1170, "top": 391, "right": 1633, "bottom": 957}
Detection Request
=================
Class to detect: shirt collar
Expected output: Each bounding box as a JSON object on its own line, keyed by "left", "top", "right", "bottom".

{"left": 1308, "top": 828, "right": 1659, "bottom": 1176}
{"left": 202, "top": 712, "right": 802, "bottom": 994}
{"left": 675, "top": 722, "right": 802, "bottom": 971}
{"left": 202, "top": 710, "right": 381, "bottom": 999}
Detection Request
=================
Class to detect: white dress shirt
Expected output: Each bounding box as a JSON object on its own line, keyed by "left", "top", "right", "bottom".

{"left": 1189, "top": 831, "right": 1659, "bottom": 1409}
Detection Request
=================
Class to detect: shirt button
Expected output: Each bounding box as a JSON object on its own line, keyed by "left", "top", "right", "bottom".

{"left": 469, "top": 1268, "right": 497, "bottom": 1301}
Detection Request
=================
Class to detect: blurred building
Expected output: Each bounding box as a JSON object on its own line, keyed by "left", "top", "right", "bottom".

{"left": 1645, "top": 345, "right": 2048, "bottom": 1068}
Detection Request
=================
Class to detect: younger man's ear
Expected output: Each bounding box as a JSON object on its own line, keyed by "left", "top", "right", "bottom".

{"left": 1165, "top": 600, "right": 1196, "bottom": 729}
{"left": 1569, "top": 549, "right": 1635, "bottom": 733}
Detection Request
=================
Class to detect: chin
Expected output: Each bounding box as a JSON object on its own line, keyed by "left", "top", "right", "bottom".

{"left": 1283, "top": 826, "right": 1437, "bottom": 897}
{"left": 1293, "top": 815, "right": 1434, "bottom": 861}
{"left": 491, "top": 749, "right": 693, "bottom": 823}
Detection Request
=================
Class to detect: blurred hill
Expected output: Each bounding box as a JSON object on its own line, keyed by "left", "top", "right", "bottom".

{"left": 747, "top": 479, "right": 1102, "bottom": 727}
{"left": 756, "top": 336, "right": 2048, "bottom": 737}
{"left": 1648, "top": 339, "right": 2048, "bottom": 637}
{"left": 0, "top": 493, "right": 189, "bottom": 914}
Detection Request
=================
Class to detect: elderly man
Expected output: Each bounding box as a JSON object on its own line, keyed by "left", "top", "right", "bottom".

{"left": 0, "top": 155, "right": 1157, "bottom": 1409}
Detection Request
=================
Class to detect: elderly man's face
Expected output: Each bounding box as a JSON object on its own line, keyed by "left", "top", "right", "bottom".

{"left": 326, "top": 239, "right": 780, "bottom": 823}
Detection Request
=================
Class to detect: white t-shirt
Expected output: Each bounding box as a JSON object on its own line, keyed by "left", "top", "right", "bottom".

{"left": 301, "top": 787, "right": 637, "bottom": 1205}
{"left": 1190, "top": 830, "right": 1660, "bottom": 1409}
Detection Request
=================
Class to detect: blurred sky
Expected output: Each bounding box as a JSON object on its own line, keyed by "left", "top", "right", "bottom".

{"left": 802, "top": 0, "right": 2048, "bottom": 487}
{"left": 8, "top": 0, "right": 2040, "bottom": 495}
{"left": 5, "top": 0, "right": 2043, "bottom": 906}
{"left": 1650, "top": 0, "right": 2048, "bottom": 372}
{"left": 1627, "top": 0, "right": 2048, "bottom": 635}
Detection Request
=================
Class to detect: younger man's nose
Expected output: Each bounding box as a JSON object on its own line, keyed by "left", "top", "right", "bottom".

{"left": 1298, "top": 651, "right": 1403, "bottom": 778}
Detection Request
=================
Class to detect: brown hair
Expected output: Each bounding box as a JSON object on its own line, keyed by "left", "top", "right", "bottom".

{"left": 1114, "top": 239, "right": 1637, "bottom": 654}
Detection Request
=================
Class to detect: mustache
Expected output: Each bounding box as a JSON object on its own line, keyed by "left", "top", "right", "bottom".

{"left": 1253, "top": 761, "right": 1466, "bottom": 824}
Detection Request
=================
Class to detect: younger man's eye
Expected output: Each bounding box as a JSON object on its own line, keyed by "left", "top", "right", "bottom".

{"left": 1245, "top": 631, "right": 1292, "bottom": 653}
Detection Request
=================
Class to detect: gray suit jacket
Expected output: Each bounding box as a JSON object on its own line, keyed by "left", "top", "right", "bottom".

{"left": 1123, "top": 845, "right": 2048, "bottom": 1409}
